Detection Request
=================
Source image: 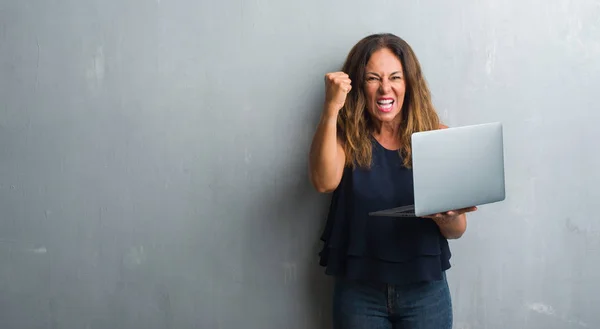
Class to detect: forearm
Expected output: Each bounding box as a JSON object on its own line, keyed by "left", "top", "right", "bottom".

{"left": 308, "top": 109, "right": 343, "bottom": 192}
{"left": 433, "top": 213, "right": 467, "bottom": 239}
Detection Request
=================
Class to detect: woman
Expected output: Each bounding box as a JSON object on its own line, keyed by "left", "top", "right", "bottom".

{"left": 308, "top": 33, "right": 477, "bottom": 329}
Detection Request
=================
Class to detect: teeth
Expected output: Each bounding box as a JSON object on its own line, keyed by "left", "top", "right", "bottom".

{"left": 377, "top": 100, "right": 393, "bottom": 105}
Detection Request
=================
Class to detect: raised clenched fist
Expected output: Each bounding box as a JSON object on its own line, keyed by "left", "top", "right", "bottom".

{"left": 324, "top": 72, "right": 352, "bottom": 114}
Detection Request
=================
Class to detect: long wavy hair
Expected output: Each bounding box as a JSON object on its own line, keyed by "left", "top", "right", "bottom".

{"left": 337, "top": 33, "right": 440, "bottom": 169}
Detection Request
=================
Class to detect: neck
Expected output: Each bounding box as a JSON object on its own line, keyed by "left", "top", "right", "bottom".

{"left": 372, "top": 120, "right": 402, "bottom": 150}
{"left": 373, "top": 119, "right": 400, "bottom": 139}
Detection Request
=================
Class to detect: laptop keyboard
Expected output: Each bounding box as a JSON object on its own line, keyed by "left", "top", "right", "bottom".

{"left": 368, "top": 205, "right": 416, "bottom": 217}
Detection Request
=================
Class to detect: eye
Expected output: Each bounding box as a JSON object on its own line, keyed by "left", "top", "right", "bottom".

{"left": 391, "top": 75, "right": 402, "bottom": 80}
{"left": 366, "top": 76, "right": 378, "bottom": 81}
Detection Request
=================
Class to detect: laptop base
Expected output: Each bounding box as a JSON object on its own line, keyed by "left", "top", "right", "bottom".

{"left": 369, "top": 205, "right": 416, "bottom": 217}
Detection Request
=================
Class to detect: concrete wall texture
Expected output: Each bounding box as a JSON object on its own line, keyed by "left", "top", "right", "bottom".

{"left": 1, "top": 0, "right": 599, "bottom": 328}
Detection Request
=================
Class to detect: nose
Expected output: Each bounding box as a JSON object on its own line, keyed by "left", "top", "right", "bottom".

{"left": 379, "top": 79, "right": 392, "bottom": 93}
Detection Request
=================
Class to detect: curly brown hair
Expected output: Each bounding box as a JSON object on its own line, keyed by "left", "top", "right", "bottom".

{"left": 337, "top": 33, "right": 440, "bottom": 169}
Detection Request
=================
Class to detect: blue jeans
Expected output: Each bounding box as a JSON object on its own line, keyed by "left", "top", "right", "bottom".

{"left": 332, "top": 272, "right": 453, "bottom": 329}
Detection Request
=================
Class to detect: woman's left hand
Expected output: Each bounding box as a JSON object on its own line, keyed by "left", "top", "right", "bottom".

{"left": 422, "top": 206, "right": 477, "bottom": 223}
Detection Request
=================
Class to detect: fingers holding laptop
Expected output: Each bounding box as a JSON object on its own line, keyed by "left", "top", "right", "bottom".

{"left": 423, "top": 206, "right": 477, "bottom": 221}
{"left": 447, "top": 206, "right": 477, "bottom": 217}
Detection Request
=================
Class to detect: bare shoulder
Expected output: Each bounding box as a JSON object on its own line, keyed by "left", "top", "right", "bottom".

{"left": 439, "top": 123, "right": 449, "bottom": 129}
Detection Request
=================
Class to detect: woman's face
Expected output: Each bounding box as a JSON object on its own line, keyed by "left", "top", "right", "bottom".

{"left": 363, "top": 47, "right": 406, "bottom": 124}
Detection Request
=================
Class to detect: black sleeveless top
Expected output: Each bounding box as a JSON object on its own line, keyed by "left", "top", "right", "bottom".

{"left": 318, "top": 137, "right": 451, "bottom": 285}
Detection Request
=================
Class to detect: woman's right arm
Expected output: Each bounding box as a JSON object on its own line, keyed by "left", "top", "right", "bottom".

{"left": 308, "top": 110, "right": 346, "bottom": 193}
{"left": 308, "top": 72, "right": 352, "bottom": 193}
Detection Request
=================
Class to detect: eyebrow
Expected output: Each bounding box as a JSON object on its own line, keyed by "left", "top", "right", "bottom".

{"left": 365, "top": 71, "right": 403, "bottom": 77}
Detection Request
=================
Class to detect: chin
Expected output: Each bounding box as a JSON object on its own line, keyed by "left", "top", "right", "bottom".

{"left": 370, "top": 108, "right": 401, "bottom": 123}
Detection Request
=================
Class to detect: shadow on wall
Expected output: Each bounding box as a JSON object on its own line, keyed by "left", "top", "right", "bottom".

{"left": 248, "top": 156, "right": 334, "bottom": 328}
{"left": 248, "top": 90, "right": 335, "bottom": 328}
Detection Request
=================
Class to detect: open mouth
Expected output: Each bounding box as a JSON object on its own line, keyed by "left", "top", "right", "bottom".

{"left": 376, "top": 99, "right": 394, "bottom": 112}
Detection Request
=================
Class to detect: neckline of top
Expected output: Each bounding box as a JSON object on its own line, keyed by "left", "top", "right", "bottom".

{"left": 371, "top": 135, "right": 400, "bottom": 152}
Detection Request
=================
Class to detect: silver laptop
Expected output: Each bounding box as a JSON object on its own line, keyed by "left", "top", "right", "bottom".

{"left": 369, "top": 122, "right": 505, "bottom": 218}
